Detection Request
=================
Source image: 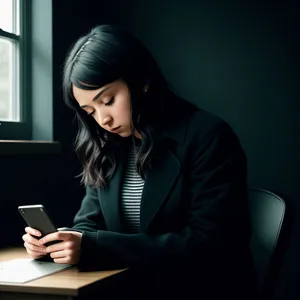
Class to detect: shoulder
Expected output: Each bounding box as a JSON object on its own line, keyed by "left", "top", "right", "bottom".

{"left": 187, "top": 109, "right": 226, "bottom": 136}
{"left": 163, "top": 100, "right": 245, "bottom": 159}
{"left": 164, "top": 101, "right": 237, "bottom": 145}
{"left": 186, "top": 109, "right": 235, "bottom": 144}
{"left": 186, "top": 110, "right": 245, "bottom": 159}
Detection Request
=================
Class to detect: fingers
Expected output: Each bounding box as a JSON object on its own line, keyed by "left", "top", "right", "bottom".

{"left": 53, "top": 257, "right": 69, "bottom": 264}
{"left": 22, "top": 233, "right": 42, "bottom": 247}
{"left": 24, "top": 241, "right": 46, "bottom": 253}
{"left": 24, "top": 240, "right": 46, "bottom": 259}
{"left": 44, "top": 232, "right": 82, "bottom": 253}
{"left": 50, "top": 249, "right": 79, "bottom": 264}
{"left": 39, "top": 231, "right": 81, "bottom": 246}
{"left": 46, "top": 232, "right": 82, "bottom": 264}
{"left": 23, "top": 227, "right": 46, "bottom": 259}
{"left": 25, "top": 227, "right": 42, "bottom": 237}
{"left": 39, "top": 231, "right": 68, "bottom": 245}
{"left": 22, "top": 225, "right": 81, "bottom": 264}
{"left": 45, "top": 241, "right": 65, "bottom": 253}
{"left": 50, "top": 250, "right": 70, "bottom": 259}
{"left": 24, "top": 243, "right": 46, "bottom": 257}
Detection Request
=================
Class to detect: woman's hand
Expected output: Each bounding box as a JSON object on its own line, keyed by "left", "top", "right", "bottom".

{"left": 39, "top": 231, "right": 83, "bottom": 264}
{"left": 22, "top": 227, "right": 46, "bottom": 259}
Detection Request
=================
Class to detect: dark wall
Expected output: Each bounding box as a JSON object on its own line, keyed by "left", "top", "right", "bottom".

{"left": 0, "top": 154, "right": 82, "bottom": 242}
{"left": 1, "top": 1, "right": 298, "bottom": 299}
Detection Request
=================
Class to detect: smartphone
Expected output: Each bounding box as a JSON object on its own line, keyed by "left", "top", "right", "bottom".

{"left": 18, "top": 204, "right": 59, "bottom": 247}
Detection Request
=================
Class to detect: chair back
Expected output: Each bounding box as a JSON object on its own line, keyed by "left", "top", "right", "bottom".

{"left": 248, "top": 188, "right": 286, "bottom": 291}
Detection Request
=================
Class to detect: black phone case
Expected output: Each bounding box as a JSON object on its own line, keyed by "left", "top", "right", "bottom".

{"left": 18, "top": 205, "right": 60, "bottom": 247}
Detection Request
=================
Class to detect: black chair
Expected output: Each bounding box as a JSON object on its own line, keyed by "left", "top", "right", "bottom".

{"left": 248, "top": 188, "right": 286, "bottom": 297}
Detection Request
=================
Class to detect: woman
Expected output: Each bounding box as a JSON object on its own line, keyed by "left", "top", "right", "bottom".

{"left": 23, "top": 25, "right": 257, "bottom": 299}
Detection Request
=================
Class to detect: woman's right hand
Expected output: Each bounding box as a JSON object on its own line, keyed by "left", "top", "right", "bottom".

{"left": 22, "top": 227, "right": 47, "bottom": 259}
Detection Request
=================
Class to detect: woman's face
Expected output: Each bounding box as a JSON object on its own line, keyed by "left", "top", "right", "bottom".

{"left": 72, "top": 79, "right": 134, "bottom": 138}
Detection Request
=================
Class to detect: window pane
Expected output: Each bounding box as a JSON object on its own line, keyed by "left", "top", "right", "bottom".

{"left": 0, "top": 39, "right": 12, "bottom": 121}
{"left": 0, "top": 0, "right": 14, "bottom": 33}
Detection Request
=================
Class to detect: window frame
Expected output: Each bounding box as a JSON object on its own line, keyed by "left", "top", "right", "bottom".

{"left": 0, "top": 0, "right": 31, "bottom": 140}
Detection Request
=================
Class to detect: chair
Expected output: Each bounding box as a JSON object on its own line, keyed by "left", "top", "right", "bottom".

{"left": 248, "top": 188, "right": 286, "bottom": 296}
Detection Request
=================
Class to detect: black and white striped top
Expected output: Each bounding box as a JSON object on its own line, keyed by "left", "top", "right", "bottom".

{"left": 121, "top": 145, "right": 145, "bottom": 233}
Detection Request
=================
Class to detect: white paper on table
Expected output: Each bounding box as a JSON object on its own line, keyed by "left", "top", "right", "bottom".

{"left": 0, "top": 258, "right": 72, "bottom": 284}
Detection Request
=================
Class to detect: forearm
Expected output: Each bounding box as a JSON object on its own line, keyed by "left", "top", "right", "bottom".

{"left": 78, "top": 229, "right": 188, "bottom": 270}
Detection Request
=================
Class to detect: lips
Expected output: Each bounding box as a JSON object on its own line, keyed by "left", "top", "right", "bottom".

{"left": 110, "top": 126, "right": 121, "bottom": 132}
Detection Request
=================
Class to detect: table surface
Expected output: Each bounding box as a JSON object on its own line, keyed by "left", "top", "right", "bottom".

{"left": 0, "top": 247, "right": 126, "bottom": 296}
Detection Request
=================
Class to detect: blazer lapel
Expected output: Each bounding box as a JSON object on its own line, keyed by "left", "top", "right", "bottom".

{"left": 140, "top": 146, "right": 181, "bottom": 231}
{"left": 99, "top": 135, "right": 182, "bottom": 233}
{"left": 99, "top": 143, "right": 129, "bottom": 232}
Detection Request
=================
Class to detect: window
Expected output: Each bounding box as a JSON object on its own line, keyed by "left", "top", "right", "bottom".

{"left": 0, "top": 0, "right": 55, "bottom": 143}
{"left": 0, "top": 0, "right": 20, "bottom": 121}
{"left": 0, "top": 0, "right": 31, "bottom": 140}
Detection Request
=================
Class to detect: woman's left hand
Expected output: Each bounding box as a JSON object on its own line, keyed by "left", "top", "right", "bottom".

{"left": 39, "top": 231, "right": 82, "bottom": 264}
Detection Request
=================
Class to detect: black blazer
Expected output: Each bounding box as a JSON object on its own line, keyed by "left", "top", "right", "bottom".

{"left": 71, "top": 107, "right": 258, "bottom": 299}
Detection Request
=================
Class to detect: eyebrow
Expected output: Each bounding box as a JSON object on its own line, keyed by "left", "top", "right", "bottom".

{"left": 80, "top": 87, "right": 111, "bottom": 108}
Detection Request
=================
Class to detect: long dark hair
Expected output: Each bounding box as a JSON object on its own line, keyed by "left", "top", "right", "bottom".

{"left": 63, "top": 24, "right": 192, "bottom": 188}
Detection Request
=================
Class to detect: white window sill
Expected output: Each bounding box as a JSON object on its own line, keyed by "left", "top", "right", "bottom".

{"left": 0, "top": 140, "right": 61, "bottom": 155}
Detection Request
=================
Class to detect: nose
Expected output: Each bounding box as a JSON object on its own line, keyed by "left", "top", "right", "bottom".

{"left": 99, "top": 114, "right": 112, "bottom": 127}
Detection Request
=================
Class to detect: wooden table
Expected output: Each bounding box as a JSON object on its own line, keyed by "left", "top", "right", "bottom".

{"left": 0, "top": 247, "right": 126, "bottom": 300}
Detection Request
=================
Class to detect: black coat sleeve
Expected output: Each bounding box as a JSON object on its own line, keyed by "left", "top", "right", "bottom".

{"left": 72, "top": 185, "right": 107, "bottom": 232}
{"left": 76, "top": 121, "right": 250, "bottom": 270}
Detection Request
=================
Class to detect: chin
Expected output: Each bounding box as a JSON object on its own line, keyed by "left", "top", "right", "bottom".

{"left": 118, "top": 131, "right": 132, "bottom": 137}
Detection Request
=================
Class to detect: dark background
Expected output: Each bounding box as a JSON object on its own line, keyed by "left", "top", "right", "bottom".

{"left": 1, "top": 1, "right": 298, "bottom": 299}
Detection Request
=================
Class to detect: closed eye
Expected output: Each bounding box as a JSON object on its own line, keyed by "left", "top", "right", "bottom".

{"left": 85, "top": 97, "right": 115, "bottom": 116}
{"left": 105, "top": 97, "right": 115, "bottom": 106}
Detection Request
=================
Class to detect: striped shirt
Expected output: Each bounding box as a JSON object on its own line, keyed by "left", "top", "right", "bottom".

{"left": 121, "top": 145, "right": 145, "bottom": 233}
